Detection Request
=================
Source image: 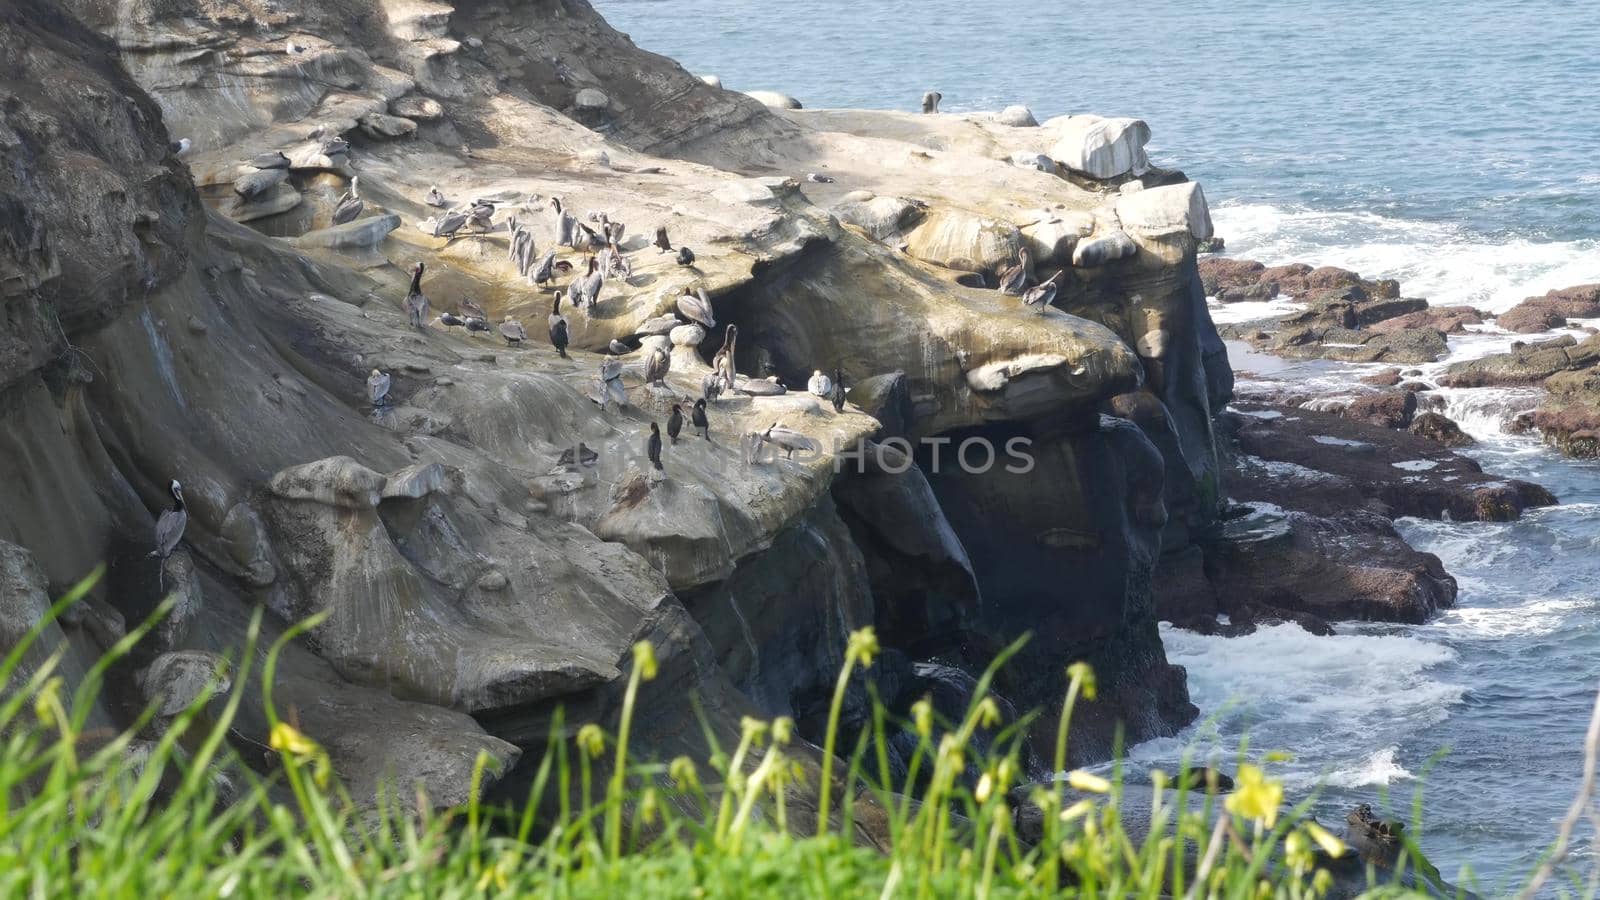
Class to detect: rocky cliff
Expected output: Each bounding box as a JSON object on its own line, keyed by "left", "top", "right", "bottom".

{"left": 0, "top": 0, "right": 1232, "bottom": 798}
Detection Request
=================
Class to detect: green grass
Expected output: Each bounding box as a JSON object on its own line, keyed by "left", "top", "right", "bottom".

{"left": 0, "top": 571, "right": 1554, "bottom": 898}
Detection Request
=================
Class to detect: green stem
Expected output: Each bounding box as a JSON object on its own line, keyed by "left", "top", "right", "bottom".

{"left": 815, "top": 656, "right": 856, "bottom": 837}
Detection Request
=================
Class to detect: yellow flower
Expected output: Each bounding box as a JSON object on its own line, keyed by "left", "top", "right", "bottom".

{"left": 1066, "top": 770, "right": 1111, "bottom": 794}
{"left": 975, "top": 771, "right": 995, "bottom": 804}
{"left": 269, "top": 721, "right": 321, "bottom": 757}
{"left": 846, "top": 627, "right": 879, "bottom": 668}
{"left": 632, "top": 641, "right": 659, "bottom": 681}
{"left": 1264, "top": 749, "right": 1295, "bottom": 763}
{"left": 1284, "top": 830, "right": 1312, "bottom": 869}
{"left": 740, "top": 716, "right": 769, "bottom": 745}
{"left": 772, "top": 716, "right": 794, "bottom": 745}
{"left": 33, "top": 676, "right": 64, "bottom": 729}
{"left": 1030, "top": 788, "right": 1059, "bottom": 814}
{"left": 670, "top": 755, "right": 700, "bottom": 791}
{"left": 1312, "top": 868, "right": 1333, "bottom": 896}
{"left": 995, "top": 758, "right": 1017, "bottom": 793}
{"left": 1304, "top": 821, "right": 1347, "bottom": 858}
{"left": 911, "top": 698, "right": 934, "bottom": 739}
{"left": 1224, "top": 764, "right": 1283, "bottom": 828}
{"left": 576, "top": 723, "right": 606, "bottom": 758}
{"left": 976, "top": 697, "right": 1002, "bottom": 728}
{"left": 639, "top": 786, "right": 660, "bottom": 825}
{"left": 1066, "top": 661, "right": 1098, "bottom": 701}
{"left": 937, "top": 734, "right": 964, "bottom": 769}
{"left": 1059, "top": 799, "right": 1096, "bottom": 822}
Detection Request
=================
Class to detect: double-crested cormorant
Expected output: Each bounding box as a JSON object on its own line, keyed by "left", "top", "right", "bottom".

{"left": 676, "top": 246, "right": 695, "bottom": 267}
{"left": 425, "top": 186, "right": 447, "bottom": 208}
{"left": 1022, "top": 270, "right": 1063, "bottom": 313}
{"left": 499, "top": 316, "right": 527, "bottom": 347}
{"left": 996, "top": 247, "right": 1030, "bottom": 296}
{"left": 647, "top": 422, "right": 663, "bottom": 471}
{"left": 654, "top": 225, "right": 672, "bottom": 253}
{"left": 830, "top": 368, "right": 846, "bottom": 412}
{"left": 807, "top": 369, "right": 833, "bottom": 397}
{"left": 692, "top": 398, "right": 709, "bottom": 439}
{"left": 557, "top": 442, "right": 599, "bottom": 468}
{"left": 548, "top": 292, "right": 569, "bottom": 358}
{"left": 667, "top": 404, "right": 683, "bottom": 444}
{"left": 921, "top": 91, "right": 942, "bottom": 114}
{"left": 331, "top": 176, "right": 363, "bottom": 225}
{"left": 405, "top": 263, "right": 430, "bottom": 328}
{"left": 367, "top": 368, "right": 391, "bottom": 407}
{"left": 149, "top": 480, "right": 187, "bottom": 560}
{"left": 643, "top": 345, "right": 670, "bottom": 386}
{"left": 677, "top": 286, "right": 716, "bottom": 328}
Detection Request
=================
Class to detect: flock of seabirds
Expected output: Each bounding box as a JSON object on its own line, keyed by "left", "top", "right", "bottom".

{"left": 148, "top": 94, "right": 1065, "bottom": 568}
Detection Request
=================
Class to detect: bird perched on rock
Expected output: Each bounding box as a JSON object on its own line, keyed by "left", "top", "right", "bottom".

{"left": 433, "top": 209, "right": 468, "bottom": 239}
{"left": 677, "top": 286, "right": 716, "bottom": 328}
{"left": 285, "top": 38, "right": 306, "bottom": 54}
{"left": 805, "top": 173, "right": 835, "bottom": 183}
{"left": 548, "top": 292, "right": 569, "bottom": 358}
{"left": 367, "top": 368, "right": 391, "bottom": 407}
{"left": 605, "top": 219, "right": 626, "bottom": 245}
{"left": 171, "top": 138, "right": 192, "bottom": 156}
{"left": 557, "top": 442, "right": 599, "bottom": 468}
{"left": 830, "top": 368, "right": 847, "bottom": 412}
{"left": 460, "top": 297, "right": 488, "bottom": 321}
{"left": 701, "top": 371, "right": 726, "bottom": 403}
{"left": 692, "top": 398, "right": 710, "bottom": 439}
{"left": 468, "top": 199, "right": 496, "bottom": 231}
{"left": 600, "top": 356, "right": 627, "bottom": 408}
{"left": 499, "top": 316, "right": 527, "bottom": 347}
{"left": 759, "top": 423, "right": 819, "bottom": 460}
{"left": 713, "top": 324, "right": 738, "bottom": 390}
{"left": 807, "top": 369, "right": 833, "bottom": 397}
{"left": 647, "top": 423, "right": 664, "bottom": 471}
{"left": 667, "top": 404, "right": 683, "bottom": 444}
{"left": 251, "top": 150, "right": 290, "bottom": 170}
{"left": 464, "top": 316, "right": 490, "bottom": 334}
{"left": 676, "top": 246, "right": 696, "bottom": 267}
{"left": 572, "top": 257, "right": 604, "bottom": 309}
{"left": 551, "top": 197, "right": 578, "bottom": 247}
{"left": 1022, "top": 270, "right": 1063, "bottom": 313}
{"left": 331, "top": 176, "right": 363, "bottom": 225}
{"left": 149, "top": 480, "right": 187, "bottom": 561}
{"left": 921, "top": 91, "right": 942, "bottom": 114}
{"left": 424, "top": 186, "right": 447, "bottom": 208}
{"left": 608, "top": 338, "right": 633, "bottom": 355}
{"left": 531, "top": 249, "right": 556, "bottom": 285}
{"left": 575, "top": 221, "right": 607, "bottom": 252}
{"left": 643, "top": 345, "right": 670, "bottom": 387}
{"left": 320, "top": 137, "right": 350, "bottom": 157}
{"left": 405, "top": 263, "right": 430, "bottom": 328}
{"left": 996, "top": 247, "right": 1030, "bottom": 296}
{"left": 654, "top": 226, "right": 673, "bottom": 253}
{"left": 437, "top": 312, "right": 467, "bottom": 330}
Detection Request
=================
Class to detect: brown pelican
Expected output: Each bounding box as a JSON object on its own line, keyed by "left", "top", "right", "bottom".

{"left": 425, "top": 186, "right": 448, "bottom": 208}
{"left": 548, "top": 292, "right": 569, "bottom": 358}
{"left": 576, "top": 221, "right": 607, "bottom": 252}
{"left": 830, "top": 368, "right": 846, "bottom": 412}
{"left": 149, "top": 480, "right": 187, "bottom": 560}
{"left": 499, "top": 316, "right": 527, "bottom": 347}
{"left": 647, "top": 422, "right": 663, "bottom": 471}
{"left": 367, "top": 368, "right": 391, "bottom": 407}
{"left": 531, "top": 249, "right": 557, "bottom": 285}
{"left": 692, "top": 399, "right": 709, "bottom": 439}
{"left": 667, "top": 404, "right": 683, "bottom": 444}
{"left": 643, "top": 345, "right": 670, "bottom": 386}
{"left": 605, "top": 241, "right": 632, "bottom": 279}
{"left": 921, "top": 91, "right": 942, "bottom": 114}
{"left": 573, "top": 257, "right": 604, "bottom": 308}
{"left": 654, "top": 226, "right": 672, "bottom": 253}
{"left": 331, "top": 176, "right": 363, "bottom": 225}
{"left": 759, "top": 423, "right": 819, "bottom": 460}
{"left": 433, "top": 209, "right": 468, "bottom": 239}
{"left": 715, "top": 324, "right": 738, "bottom": 388}
{"left": 1022, "top": 270, "right": 1063, "bottom": 313}
{"left": 405, "top": 263, "right": 430, "bottom": 328}
{"left": 468, "top": 199, "right": 496, "bottom": 231}
{"left": 676, "top": 246, "right": 695, "bottom": 267}
{"left": 677, "top": 287, "right": 716, "bottom": 328}
{"left": 605, "top": 219, "right": 625, "bottom": 244}
{"left": 551, "top": 197, "right": 578, "bottom": 247}
{"left": 251, "top": 151, "right": 291, "bottom": 169}
{"left": 460, "top": 297, "right": 488, "bottom": 321}
{"left": 996, "top": 247, "right": 1030, "bottom": 296}
{"left": 600, "top": 356, "right": 627, "bottom": 408}
{"left": 807, "top": 370, "right": 833, "bottom": 397}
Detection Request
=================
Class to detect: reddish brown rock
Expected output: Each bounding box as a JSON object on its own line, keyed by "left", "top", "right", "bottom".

{"left": 1341, "top": 392, "right": 1417, "bottom": 429}
{"left": 1496, "top": 284, "right": 1600, "bottom": 333}
{"left": 1361, "top": 368, "right": 1402, "bottom": 387}
{"left": 1408, "top": 412, "right": 1475, "bottom": 448}
{"left": 1199, "top": 257, "right": 1266, "bottom": 293}
{"left": 1365, "top": 306, "right": 1484, "bottom": 335}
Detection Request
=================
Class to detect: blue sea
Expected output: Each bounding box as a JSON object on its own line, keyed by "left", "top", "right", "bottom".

{"left": 600, "top": 0, "right": 1600, "bottom": 889}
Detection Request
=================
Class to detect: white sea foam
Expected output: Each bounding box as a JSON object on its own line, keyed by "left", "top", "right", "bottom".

{"left": 1324, "top": 746, "right": 1415, "bottom": 788}
{"left": 1213, "top": 202, "right": 1600, "bottom": 313}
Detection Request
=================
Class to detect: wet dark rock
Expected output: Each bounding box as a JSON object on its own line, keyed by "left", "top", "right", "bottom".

{"left": 1440, "top": 333, "right": 1600, "bottom": 386}
{"left": 1340, "top": 391, "right": 1417, "bottom": 429}
{"left": 1408, "top": 411, "right": 1476, "bottom": 448}
{"left": 1361, "top": 367, "right": 1402, "bottom": 387}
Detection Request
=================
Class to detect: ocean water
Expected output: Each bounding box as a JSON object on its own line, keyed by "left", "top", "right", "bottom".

{"left": 598, "top": 0, "right": 1600, "bottom": 888}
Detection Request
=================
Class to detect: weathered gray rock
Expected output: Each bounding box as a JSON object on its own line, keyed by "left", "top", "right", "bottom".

{"left": 574, "top": 88, "right": 610, "bottom": 111}
{"left": 390, "top": 94, "right": 444, "bottom": 121}
{"left": 904, "top": 208, "right": 1023, "bottom": 274}
{"left": 1115, "top": 182, "right": 1214, "bottom": 241}
{"left": 221, "top": 182, "right": 302, "bottom": 223}
{"left": 382, "top": 462, "right": 447, "bottom": 500}
{"left": 141, "top": 650, "right": 231, "bottom": 717}
{"left": 1046, "top": 115, "right": 1151, "bottom": 179}
{"left": 358, "top": 112, "right": 417, "bottom": 139}
{"left": 993, "top": 105, "right": 1038, "bottom": 127}
{"left": 233, "top": 166, "right": 287, "bottom": 199}
{"left": 743, "top": 90, "right": 802, "bottom": 109}
{"left": 1021, "top": 211, "right": 1094, "bottom": 267}
{"left": 1072, "top": 229, "right": 1137, "bottom": 267}
{"left": 270, "top": 456, "right": 387, "bottom": 508}
{"left": 294, "top": 213, "right": 400, "bottom": 250}
{"left": 833, "top": 195, "right": 924, "bottom": 241}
